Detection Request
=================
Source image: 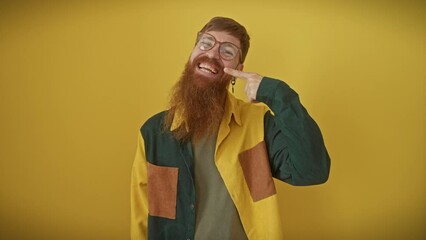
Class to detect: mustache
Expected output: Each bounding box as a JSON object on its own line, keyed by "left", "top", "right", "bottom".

{"left": 192, "top": 55, "right": 224, "bottom": 74}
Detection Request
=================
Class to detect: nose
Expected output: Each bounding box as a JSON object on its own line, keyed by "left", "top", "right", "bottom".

{"left": 205, "top": 44, "right": 221, "bottom": 60}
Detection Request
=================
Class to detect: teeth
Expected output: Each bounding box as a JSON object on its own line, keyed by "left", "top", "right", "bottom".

{"left": 199, "top": 63, "right": 217, "bottom": 74}
{"left": 200, "top": 68, "right": 212, "bottom": 73}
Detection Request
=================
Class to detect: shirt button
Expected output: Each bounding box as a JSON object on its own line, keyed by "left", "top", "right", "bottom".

{"left": 190, "top": 204, "right": 195, "bottom": 210}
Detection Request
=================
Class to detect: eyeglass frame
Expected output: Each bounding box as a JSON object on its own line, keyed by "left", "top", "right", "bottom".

{"left": 195, "top": 31, "right": 243, "bottom": 63}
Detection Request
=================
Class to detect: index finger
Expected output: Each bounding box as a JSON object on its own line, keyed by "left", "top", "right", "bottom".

{"left": 223, "top": 68, "right": 249, "bottom": 80}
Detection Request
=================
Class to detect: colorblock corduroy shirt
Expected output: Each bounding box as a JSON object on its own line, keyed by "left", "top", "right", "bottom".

{"left": 131, "top": 77, "right": 331, "bottom": 240}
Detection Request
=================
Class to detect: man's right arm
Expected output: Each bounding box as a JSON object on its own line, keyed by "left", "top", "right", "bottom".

{"left": 130, "top": 132, "right": 148, "bottom": 240}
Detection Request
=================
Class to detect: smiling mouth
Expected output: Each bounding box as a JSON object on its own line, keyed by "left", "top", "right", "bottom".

{"left": 198, "top": 63, "right": 218, "bottom": 74}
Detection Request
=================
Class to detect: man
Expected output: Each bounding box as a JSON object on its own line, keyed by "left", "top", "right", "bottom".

{"left": 131, "top": 17, "right": 331, "bottom": 240}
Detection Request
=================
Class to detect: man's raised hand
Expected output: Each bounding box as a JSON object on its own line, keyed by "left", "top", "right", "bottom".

{"left": 224, "top": 68, "right": 263, "bottom": 102}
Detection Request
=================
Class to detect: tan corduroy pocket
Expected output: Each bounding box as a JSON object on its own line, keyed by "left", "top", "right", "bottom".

{"left": 147, "top": 162, "right": 179, "bottom": 219}
{"left": 239, "top": 141, "right": 277, "bottom": 202}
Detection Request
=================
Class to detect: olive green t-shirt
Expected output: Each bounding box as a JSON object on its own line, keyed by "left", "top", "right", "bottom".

{"left": 192, "top": 134, "right": 248, "bottom": 240}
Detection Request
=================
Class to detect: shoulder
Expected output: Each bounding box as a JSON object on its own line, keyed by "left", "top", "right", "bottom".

{"left": 140, "top": 111, "right": 168, "bottom": 133}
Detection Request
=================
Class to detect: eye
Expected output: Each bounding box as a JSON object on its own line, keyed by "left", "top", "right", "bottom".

{"left": 220, "top": 45, "right": 238, "bottom": 59}
{"left": 198, "top": 38, "right": 214, "bottom": 50}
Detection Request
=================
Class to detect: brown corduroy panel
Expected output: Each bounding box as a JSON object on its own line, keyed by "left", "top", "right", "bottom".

{"left": 147, "top": 162, "right": 179, "bottom": 219}
{"left": 239, "top": 141, "right": 277, "bottom": 202}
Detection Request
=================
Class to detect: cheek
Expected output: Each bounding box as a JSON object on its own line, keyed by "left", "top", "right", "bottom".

{"left": 189, "top": 48, "right": 202, "bottom": 63}
{"left": 223, "top": 60, "right": 240, "bottom": 69}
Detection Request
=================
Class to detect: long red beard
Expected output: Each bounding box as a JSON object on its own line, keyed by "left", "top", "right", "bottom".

{"left": 164, "top": 56, "right": 233, "bottom": 141}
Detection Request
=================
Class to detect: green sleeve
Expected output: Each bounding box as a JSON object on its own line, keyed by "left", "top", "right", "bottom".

{"left": 257, "top": 77, "right": 331, "bottom": 186}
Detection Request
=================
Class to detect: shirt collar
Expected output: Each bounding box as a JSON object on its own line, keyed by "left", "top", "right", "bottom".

{"left": 223, "top": 91, "right": 242, "bottom": 127}
{"left": 170, "top": 91, "right": 242, "bottom": 131}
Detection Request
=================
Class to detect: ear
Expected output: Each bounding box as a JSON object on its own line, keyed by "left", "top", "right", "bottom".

{"left": 236, "top": 63, "right": 244, "bottom": 71}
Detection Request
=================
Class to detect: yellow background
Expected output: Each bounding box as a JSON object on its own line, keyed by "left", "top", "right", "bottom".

{"left": 1, "top": 0, "right": 425, "bottom": 239}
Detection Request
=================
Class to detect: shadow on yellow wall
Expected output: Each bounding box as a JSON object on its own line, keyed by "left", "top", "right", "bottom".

{"left": 0, "top": 0, "right": 425, "bottom": 239}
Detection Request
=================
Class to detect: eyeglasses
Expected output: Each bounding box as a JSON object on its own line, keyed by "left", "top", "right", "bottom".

{"left": 196, "top": 32, "right": 242, "bottom": 62}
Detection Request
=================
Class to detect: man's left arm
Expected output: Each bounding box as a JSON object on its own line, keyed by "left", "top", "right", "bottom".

{"left": 224, "top": 68, "right": 331, "bottom": 186}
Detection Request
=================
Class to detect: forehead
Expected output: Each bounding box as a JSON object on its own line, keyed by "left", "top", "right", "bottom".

{"left": 205, "top": 30, "right": 241, "bottom": 48}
